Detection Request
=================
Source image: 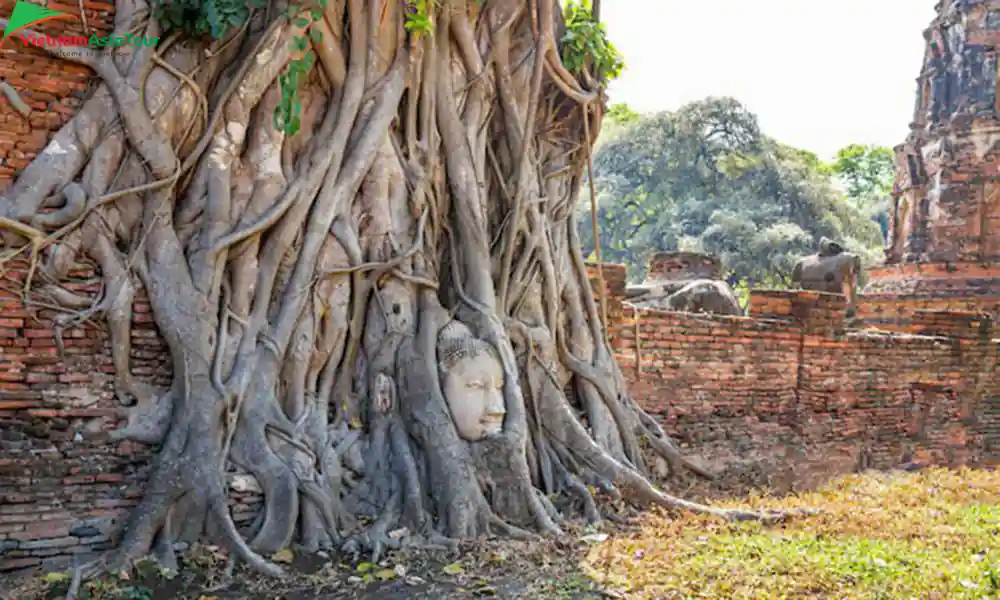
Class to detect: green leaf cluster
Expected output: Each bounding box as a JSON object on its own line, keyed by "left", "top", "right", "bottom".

{"left": 154, "top": 0, "right": 263, "bottom": 39}
{"left": 828, "top": 143, "right": 895, "bottom": 200}
{"left": 403, "top": 0, "right": 434, "bottom": 37}
{"left": 606, "top": 103, "right": 638, "bottom": 125}
{"left": 825, "top": 143, "right": 895, "bottom": 240}
{"left": 560, "top": 0, "right": 624, "bottom": 83}
{"left": 274, "top": 1, "right": 329, "bottom": 136}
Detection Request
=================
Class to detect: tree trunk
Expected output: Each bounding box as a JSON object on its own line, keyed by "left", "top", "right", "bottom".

{"left": 0, "top": 0, "right": 788, "bottom": 580}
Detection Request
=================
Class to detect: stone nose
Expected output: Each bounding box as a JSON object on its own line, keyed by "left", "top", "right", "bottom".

{"left": 485, "top": 388, "right": 506, "bottom": 415}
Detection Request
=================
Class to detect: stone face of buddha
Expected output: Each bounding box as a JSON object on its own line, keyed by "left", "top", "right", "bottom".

{"left": 437, "top": 322, "right": 506, "bottom": 441}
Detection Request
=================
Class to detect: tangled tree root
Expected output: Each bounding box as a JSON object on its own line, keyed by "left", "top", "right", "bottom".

{"left": 0, "top": 0, "right": 812, "bottom": 588}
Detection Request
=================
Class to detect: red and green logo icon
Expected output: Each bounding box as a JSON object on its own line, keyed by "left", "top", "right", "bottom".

{"left": 2, "top": 1, "right": 71, "bottom": 40}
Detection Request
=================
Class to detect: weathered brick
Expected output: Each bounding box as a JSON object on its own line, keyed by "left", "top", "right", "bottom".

{"left": 18, "top": 536, "right": 79, "bottom": 550}
{"left": 0, "top": 556, "right": 41, "bottom": 571}
{"left": 57, "top": 373, "right": 92, "bottom": 383}
{"left": 10, "top": 521, "right": 70, "bottom": 541}
{"left": 24, "top": 372, "right": 58, "bottom": 384}
{"left": 62, "top": 475, "right": 95, "bottom": 485}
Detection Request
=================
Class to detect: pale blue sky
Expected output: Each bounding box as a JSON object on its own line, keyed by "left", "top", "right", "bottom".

{"left": 602, "top": 1, "right": 938, "bottom": 160}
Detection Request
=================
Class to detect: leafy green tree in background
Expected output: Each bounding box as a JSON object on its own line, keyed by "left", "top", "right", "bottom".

{"left": 607, "top": 103, "right": 640, "bottom": 125}
{"left": 829, "top": 144, "right": 894, "bottom": 200}
{"left": 827, "top": 143, "right": 894, "bottom": 240}
{"left": 580, "top": 97, "right": 888, "bottom": 287}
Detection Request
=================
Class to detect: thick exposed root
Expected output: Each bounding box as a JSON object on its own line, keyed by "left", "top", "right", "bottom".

{"left": 0, "top": 0, "right": 808, "bottom": 587}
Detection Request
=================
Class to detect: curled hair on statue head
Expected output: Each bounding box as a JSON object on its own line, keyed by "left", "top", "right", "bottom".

{"left": 436, "top": 319, "right": 500, "bottom": 372}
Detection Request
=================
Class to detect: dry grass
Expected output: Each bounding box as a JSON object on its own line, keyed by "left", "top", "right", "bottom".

{"left": 583, "top": 468, "right": 1000, "bottom": 599}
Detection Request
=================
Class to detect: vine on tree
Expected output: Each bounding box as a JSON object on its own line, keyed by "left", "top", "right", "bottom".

{"left": 404, "top": 0, "right": 434, "bottom": 37}
{"left": 275, "top": 1, "right": 325, "bottom": 135}
{"left": 561, "top": 0, "right": 624, "bottom": 83}
{"left": 275, "top": 0, "right": 434, "bottom": 135}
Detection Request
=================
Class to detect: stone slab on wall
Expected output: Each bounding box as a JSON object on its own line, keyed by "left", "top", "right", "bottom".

{"left": 860, "top": 297, "right": 1000, "bottom": 332}
{"left": 865, "top": 263, "right": 1000, "bottom": 298}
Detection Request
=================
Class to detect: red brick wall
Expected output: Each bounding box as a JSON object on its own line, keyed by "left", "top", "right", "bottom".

{"left": 0, "top": 262, "right": 267, "bottom": 574}
{"left": 0, "top": 254, "right": 995, "bottom": 573}
{"left": 0, "top": 261, "right": 161, "bottom": 573}
{"left": 0, "top": 0, "right": 115, "bottom": 188}
{"left": 592, "top": 263, "right": 1000, "bottom": 493}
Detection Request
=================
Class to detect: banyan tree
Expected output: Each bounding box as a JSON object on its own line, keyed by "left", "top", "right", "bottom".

{"left": 0, "top": 0, "right": 785, "bottom": 584}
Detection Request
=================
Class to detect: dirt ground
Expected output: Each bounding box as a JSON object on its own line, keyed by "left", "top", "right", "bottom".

{"left": 15, "top": 469, "right": 990, "bottom": 600}
{"left": 1, "top": 520, "right": 621, "bottom": 600}
{"left": 0, "top": 473, "right": 782, "bottom": 600}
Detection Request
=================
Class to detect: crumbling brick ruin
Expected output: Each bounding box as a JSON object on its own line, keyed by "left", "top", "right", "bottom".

{"left": 865, "top": 0, "right": 1000, "bottom": 322}
{"left": 1, "top": 0, "right": 999, "bottom": 577}
{"left": 590, "top": 264, "right": 999, "bottom": 494}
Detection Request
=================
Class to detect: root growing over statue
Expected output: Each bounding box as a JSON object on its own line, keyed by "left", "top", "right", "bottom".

{"left": 0, "top": 0, "right": 804, "bottom": 587}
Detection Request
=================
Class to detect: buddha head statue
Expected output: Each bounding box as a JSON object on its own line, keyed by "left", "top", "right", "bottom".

{"left": 437, "top": 320, "right": 506, "bottom": 441}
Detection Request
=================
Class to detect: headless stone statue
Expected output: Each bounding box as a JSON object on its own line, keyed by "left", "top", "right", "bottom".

{"left": 437, "top": 320, "right": 506, "bottom": 442}
{"left": 659, "top": 280, "right": 741, "bottom": 315}
{"left": 887, "top": 133, "right": 926, "bottom": 264}
{"left": 790, "top": 238, "right": 862, "bottom": 315}
{"left": 625, "top": 252, "right": 742, "bottom": 316}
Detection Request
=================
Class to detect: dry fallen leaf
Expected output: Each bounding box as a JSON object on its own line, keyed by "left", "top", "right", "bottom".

{"left": 271, "top": 548, "right": 294, "bottom": 564}
{"left": 375, "top": 568, "right": 397, "bottom": 580}
{"left": 442, "top": 562, "right": 465, "bottom": 575}
{"left": 40, "top": 572, "right": 70, "bottom": 584}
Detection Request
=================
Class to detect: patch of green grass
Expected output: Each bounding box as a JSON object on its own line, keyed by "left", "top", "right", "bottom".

{"left": 531, "top": 571, "right": 602, "bottom": 599}
{"left": 583, "top": 469, "right": 1000, "bottom": 599}
{"left": 678, "top": 530, "right": 998, "bottom": 598}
